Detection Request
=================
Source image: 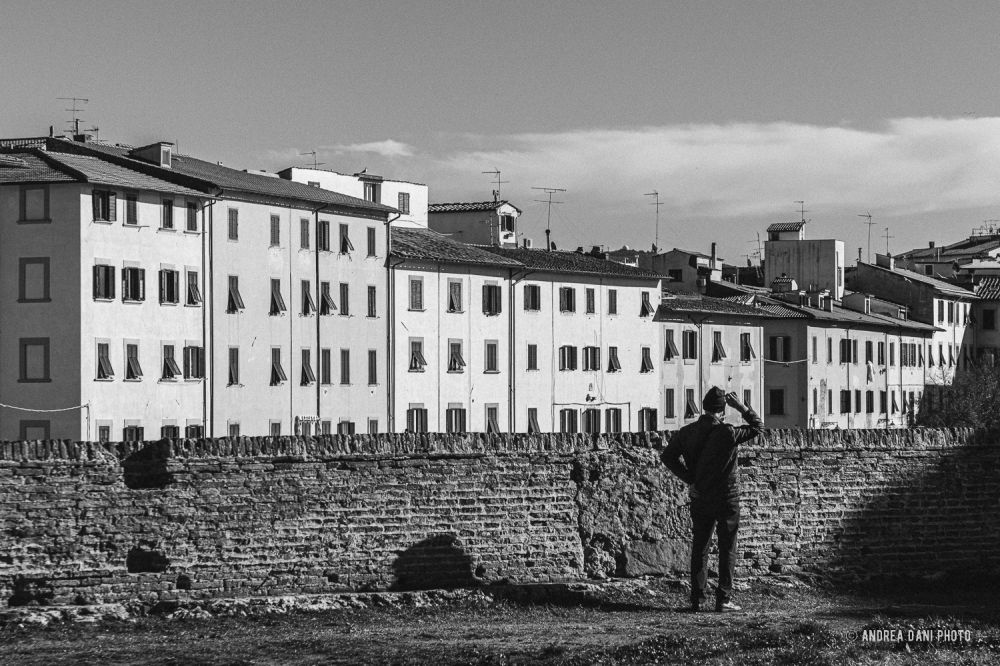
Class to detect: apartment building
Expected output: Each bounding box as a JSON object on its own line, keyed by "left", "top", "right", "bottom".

{"left": 0, "top": 136, "right": 395, "bottom": 440}
{"left": 654, "top": 295, "right": 766, "bottom": 429}
{"left": 427, "top": 201, "right": 522, "bottom": 248}
{"left": 278, "top": 166, "right": 428, "bottom": 229}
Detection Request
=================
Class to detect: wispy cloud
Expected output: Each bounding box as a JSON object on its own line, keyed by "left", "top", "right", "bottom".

{"left": 325, "top": 139, "right": 415, "bottom": 158}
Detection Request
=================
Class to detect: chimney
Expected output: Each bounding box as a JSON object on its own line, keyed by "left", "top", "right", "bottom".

{"left": 710, "top": 242, "right": 717, "bottom": 267}
{"left": 858, "top": 247, "right": 863, "bottom": 263}
{"left": 696, "top": 276, "right": 707, "bottom": 295}
{"left": 875, "top": 253, "right": 895, "bottom": 270}
{"left": 929, "top": 241, "right": 936, "bottom": 248}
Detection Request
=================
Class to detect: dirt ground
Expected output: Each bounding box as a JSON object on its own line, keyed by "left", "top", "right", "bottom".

{"left": 2, "top": 578, "right": 999, "bottom": 665}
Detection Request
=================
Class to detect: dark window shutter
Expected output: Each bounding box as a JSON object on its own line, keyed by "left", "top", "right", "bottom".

{"left": 92, "top": 191, "right": 100, "bottom": 220}
{"left": 93, "top": 265, "right": 101, "bottom": 299}
{"left": 783, "top": 337, "right": 791, "bottom": 361}
{"left": 108, "top": 192, "right": 117, "bottom": 221}
{"left": 138, "top": 269, "right": 146, "bottom": 300}
{"left": 108, "top": 266, "right": 115, "bottom": 299}
{"left": 159, "top": 270, "right": 166, "bottom": 303}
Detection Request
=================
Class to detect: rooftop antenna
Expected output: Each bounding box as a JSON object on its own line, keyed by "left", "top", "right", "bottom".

{"left": 86, "top": 126, "right": 100, "bottom": 144}
{"left": 644, "top": 191, "right": 664, "bottom": 253}
{"left": 794, "top": 200, "right": 810, "bottom": 224}
{"left": 884, "top": 227, "right": 895, "bottom": 255}
{"left": 483, "top": 169, "right": 509, "bottom": 203}
{"left": 858, "top": 211, "right": 874, "bottom": 262}
{"left": 532, "top": 186, "right": 565, "bottom": 251}
{"left": 57, "top": 97, "right": 88, "bottom": 136}
{"left": 299, "top": 151, "right": 325, "bottom": 169}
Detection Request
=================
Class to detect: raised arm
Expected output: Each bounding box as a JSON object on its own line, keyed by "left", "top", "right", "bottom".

{"left": 725, "top": 392, "right": 764, "bottom": 445}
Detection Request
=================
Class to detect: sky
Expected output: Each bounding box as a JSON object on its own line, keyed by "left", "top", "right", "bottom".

{"left": 3, "top": 0, "right": 1000, "bottom": 263}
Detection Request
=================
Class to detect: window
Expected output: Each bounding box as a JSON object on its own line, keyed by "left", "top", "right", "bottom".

{"left": 98, "top": 425, "right": 111, "bottom": 442}
{"left": 811, "top": 336, "right": 817, "bottom": 363}
{"left": 125, "top": 194, "right": 137, "bottom": 225}
{"left": 711, "top": 331, "right": 727, "bottom": 363}
{"left": 19, "top": 185, "right": 49, "bottom": 222}
{"left": 743, "top": 389, "right": 752, "bottom": 408}
{"left": 363, "top": 181, "right": 380, "bottom": 203}
{"left": 301, "top": 280, "right": 317, "bottom": 316}
{"left": 448, "top": 341, "right": 466, "bottom": 373}
{"left": 640, "top": 346, "right": 654, "bottom": 373}
{"left": 161, "top": 200, "right": 174, "bottom": 229}
{"left": 270, "top": 348, "right": 287, "bottom": 386}
{"left": 186, "top": 271, "right": 202, "bottom": 306}
{"left": 269, "top": 215, "right": 280, "bottom": 246}
{"left": 854, "top": 389, "right": 862, "bottom": 413}
{"left": 840, "top": 390, "right": 851, "bottom": 414}
{"left": 483, "top": 284, "right": 502, "bottom": 315}
{"left": 768, "top": 389, "right": 786, "bottom": 416}
{"left": 865, "top": 340, "right": 873, "bottom": 364}
{"left": 269, "top": 422, "right": 281, "bottom": 437}
{"left": 270, "top": 278, "right": 287, "bottom": 315}
{"left": 827, "top": 338, "right": 833, "bottom": 364}
{"left": 811, "top": 388, "right": 818, "bottom": 414}
{"left": 889, "top": 342, "right": 895, "bottom": 366}
{"left": 485, "top": 340, "right": 499, "bottom": 372}
{"left": 605, "top": 408, "right": 622, "bottom": 433}
{"left": 607, "top": 346, "right": 622, "bottom": 372}
{"left": 937, "top": 300, "right": 944, "bottom": 323}
{"left": 159, "top": 424, "right": 179, "bottom": 440}
{"left": 183, "top": 345, "right": 204, "bottom": 379}
{"left": 769, "top": 336, "right": 792, "bottom": 362}
{"left": 523, "top": 284, "right": 541, "bottom": 311}
{"left": 447, "top": 280, "right": 463, "bottom": 313}
{"left": 664, "top": 388, "right": 675, "bottom": 419}
{"left": 228, "top": 422, "right": 240, "bottom": 438}
{"left": 486, "top": 406, "right": 500, "bottom": 435}
{"left": 583, "top": 346, "right": 600, "bottom": 371}
{"left": 159, "top": 269, "right": 180, "bottom": 305}
{"left": 446, "top": 407, "right": 467, "bottom": 434}
{"left": 227, "top": 208, "right": 239, "bottom": 240}
{"left": 227, "top": 275, "right": 245, "bottom": 312}
{"left": 318, "top": 348, "right": 332, "bottom": 385}
{"left": 185, "top": 424, "right": 204, "bottom": 438}
{"left": 19, "top": 419, "right": 51, "bottom": 440}
{"left": 367, "top": 227, "right": 377, "bottom": 257}
{"left": 339, "top": 223, "right": 354, "bottom": 254}
{"left": 667, "top": 269, "right": 683, "bottom": 283}
{"left": 877, "top": 342, "right": 886, "bottom": 365}
{"left": 122, "top": 267, "right": 146, "bottom": 302}
{"left": 300, "top": 218, "right": 310, "bottom": 249}
{"left": 367, "top": 285, "right": 377, "bottom": 317}
{"left": 92, "top": 189, "right": 117, "bottom": 222}
{"left": 409, "top": 277, "right": 424, "bottom": 310}
{"left": 583, "top": 408, "right": 601, "bottom": 434}
{"left": 161, "top": 344, "right": 181, "bottom": 380}
{"left": 409, "top": 339, "right": 427, "bottom": 371}
{"left": 528, "top": 408, "right": 541, "bottom": 434}
{"left": 186, "top": 203, "right": 198, "bottom": 232}
{"left": 500, "top": 214, "right": 515, "bottom": 233}
{"left": 740, "top": 332, "right": 755, "bottom": 363}
{"left": 559, "top": 408, "right": 578, "bottom": 433}
{"left": 368, "top": 349, "right": 378, "bottom": 385}
{"left": 97, "top": 342, "right": 114, "bottom": 379}
{"left": 228, "top": 347, "right": 239, "bottom": 385}
{"left": 368, "top": 419, "right": 379, "bottom": 435}
{"left": 320, "top": 282, "right": 336, "bottom": 315}
{"left": 406, "top": 406, "right": 428, "bottom": 432}
{"left": 865, "top": 390, "right": 874, "bottom": 414}
{"left": 828, "top": 390, "right": 834, "bottom": 414}
{"left": 18, "top": 338, "right": 49, "bottom": 382}
{"left": 125, "top": 343, "right": 142, "bottom": 381}
{"left": 947, "top": 302, "right": 954, "bottom": 324}
{"left": 985, "top": 309, "right": 996, "bottom": 330}
{"left": 318, "top": 220, "right": 330, "bottom": 251}
{"left": 339, "top": 283, "right": 350, "bottom": 316}
{"left": 638, "top": 407, "right": 657, "bottom": 431}
{"left": 340, "top": 349, "right": 350, "bottom": 384}
{"left": 527, "top": 344, "right": 538, "bottom": 370}
{"left": 19, "top": 257, "right": 50, "bottom": 302}
{"left": 123, "top": 425, "right": 144, "bottom": 442}
{"left": 585, "top": 288, "right": 596, "bottom": 314}
{"left": 608, "top": 289, "right": 618, "bottom": 315}
{"left": 640, "top": 292, "right": 654, "bottom": 317}
{"left": 558, "top": 345, "right": 578, "bottom": 371}
{"left": 684, "top": 389, "right": 699, "bottom": 419}
{"left": 300, "top": 348, "right": 316, "bottom": 385}
{"left": 682, "top": 330, "right": 698, "bottom": 360}
{"left": 663, "top": 330, "right": 680, "bottom": 361}
{"left": 398, "top": 192, "right": 410, "bottom": 215}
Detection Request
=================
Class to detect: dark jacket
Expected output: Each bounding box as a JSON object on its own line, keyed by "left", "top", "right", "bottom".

{"left": 661, "top": 408, "right": 763, "bottom": 502}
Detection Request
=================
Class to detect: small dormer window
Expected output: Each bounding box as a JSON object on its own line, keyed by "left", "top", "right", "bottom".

{"left": 160, "top": 146, "right": 172, "bottom": 168}
{"left": 864, "top": 298, "right": 871, "bottom": 315}
{"left": 500, "top": 214, "right": 515, "bottom": 233}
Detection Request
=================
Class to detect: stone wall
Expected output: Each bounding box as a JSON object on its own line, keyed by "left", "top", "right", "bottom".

{"left": 2, "top": 428, "right": 998, "bottom": 606}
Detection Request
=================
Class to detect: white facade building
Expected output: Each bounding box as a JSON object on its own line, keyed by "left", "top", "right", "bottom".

{"left": 427, "top": 201, "right": 522, "bottom": 248}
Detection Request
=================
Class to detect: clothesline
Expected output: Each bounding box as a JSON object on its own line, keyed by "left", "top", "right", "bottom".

{"left": 0, "top": 402, "right": 90, "bottom": 413}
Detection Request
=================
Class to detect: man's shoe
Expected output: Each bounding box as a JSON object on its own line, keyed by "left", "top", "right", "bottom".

{"left": 715, "top": 600, "right": 742, "bottom": 612}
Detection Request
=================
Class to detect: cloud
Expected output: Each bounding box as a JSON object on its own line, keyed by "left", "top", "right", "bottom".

{"left": 325, "top": 139, "right": 415, "bottom": 158}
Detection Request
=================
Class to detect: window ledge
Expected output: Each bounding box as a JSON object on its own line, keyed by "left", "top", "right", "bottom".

{"left": 409, "top": 369, "right": 426, "bottom": 373}
{"left": 123, "top": 299, "right": 145, "bottom": 304}
{"left": 122, "top": 223, "right": 149, "bottom": 229}
{"left": 18, "top": 378, "right": 52, "bottom": 383}
{"left": 94, "top": 377, "right": 114, "bottom": 382}
{"left": 446, "top": 309, "right": 465, "bottom": 314}
{"left": 158, "top": 379, "right": 179, "bottom": 383}
{"left": 483, "top": 370, "right": 500, "bottom": 375}
{"left": 18, "top": 218, "right": 52, "bottom": 224}
{"left": 17, "top": 298, "right": 51, "bottom": 304}
{"left": 123, "top": 378, "right": 142, "bottom": 383}
{"left": 183, "top": 229, "right": 200, "bottom": 235}
{"left": 447, "top": 370, "right": 465, "bottom": 374}
{"left": 160, "top": 302, "right": 179, "bottom": 307}
{"left": 185, "top": 303, "right": 202, "bottom": 308}
{"left": 157, "top": 227, "right": 177, "bottom": 233}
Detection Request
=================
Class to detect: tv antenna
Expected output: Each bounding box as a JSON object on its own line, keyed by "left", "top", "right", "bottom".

{"left": 858, "top": 211, "right": 875, "bottom": 262}
{"left": 531, "top": 186, "right": 565, "bottom": 251}
{"left": 644, "top": 191, "right": 664, "bottom": 253}
{"left": 483, "top": 169, "right": 509, "bottom": 202}
{"left": 884, "top": 227, "right": 895, "bottom": 255}
{"left": 794, "top": 200, "right": 810, "bottom": 224}
{"left": 299, "top": 151, "right": 325, "bottom": 169}
{"left": 57, "top": 97, "right": 88, "bottom": 135}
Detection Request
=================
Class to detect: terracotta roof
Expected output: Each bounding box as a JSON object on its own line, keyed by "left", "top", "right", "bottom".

{"left": 0, "top": 152, "right": 76, "bottom": 184}
{"left": 482, "top": 247, "right": 664, "bottom": 280}
{"left": 975, "top": 277, "right": 1000, "bottom": 300}
{"left": 655, "top": 295, "right": 770, "bottom": 319}
{"left": 391, "top": 228, "right": 521, "bottom": 267}
{"left": 428, "top": 201, "right": 522, "bottom": 214}
{"left": 766, "top": 221, "right": 805, "bottom": 232}
{"left": 46, "top": 139, "right": 395, "bottom": 214}
{"left": 719, "top": 295, "right": 809, "bottom": 318}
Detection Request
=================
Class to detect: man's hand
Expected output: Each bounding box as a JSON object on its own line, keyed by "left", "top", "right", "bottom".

{"left": 725, "top": 391, "right": 747, "bottom": 412}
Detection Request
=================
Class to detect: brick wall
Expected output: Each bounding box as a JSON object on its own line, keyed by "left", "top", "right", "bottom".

{"left": 2, "top": 428, "right": 998, "bottom": 606}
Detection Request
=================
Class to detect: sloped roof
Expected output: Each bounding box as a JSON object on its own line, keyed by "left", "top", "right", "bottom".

{"left": 483, "top": 247, "right": 664, "bottom": 280}
{"left": 46, "top": 139, "right": 395, "bottom": 214}
{"left": 975, "top": 277, "right": 1000, "bottom": 300}
{"left": 655, "top": 295, "right": 770, "bottom": 319}
{"left": 766, "top": 221, "right": 805, "bottom": 232}
{"left": 899, "top": 236, "right": 1000, "bottom": 261}
{"left": 428, "top": 201, "right": 522, "bottom": 214}
{"left": 0, "top": 152, "right": 76, "bottom": 183}
{"left": 720, "top": 295, "right": 808, "bottom": 318}
{"left": 391, "top": 228, "right": 521, "bottom": 267}
{"left": 859, "top": 261, "right": 976, "bottom": 299}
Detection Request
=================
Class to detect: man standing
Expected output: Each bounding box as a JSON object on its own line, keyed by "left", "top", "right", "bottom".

{"left": 661, "top": 387, "right": 763, "bottom": 612}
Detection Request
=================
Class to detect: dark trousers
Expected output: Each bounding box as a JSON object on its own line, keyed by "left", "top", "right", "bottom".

{"left": 690, "top": 498, "right": 740, "bottom": 605}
